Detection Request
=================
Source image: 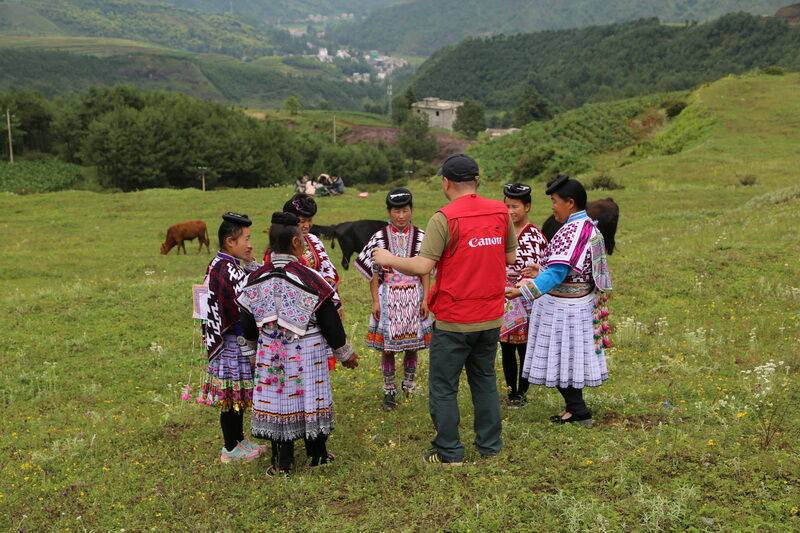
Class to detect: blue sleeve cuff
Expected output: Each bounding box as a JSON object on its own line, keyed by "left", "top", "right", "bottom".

{"left": 521, "top": 264, "right": 571, "bottom": 301}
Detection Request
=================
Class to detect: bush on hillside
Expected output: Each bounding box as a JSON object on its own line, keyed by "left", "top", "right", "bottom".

{"left": 738, "top": 175, "right": 758, "bottom": 187}
{"left": 664, "top": 100, "right": 688, "bottom": 119}
{"left": 761, "top": 66, "right": 787, "bottom": 75}
{"left": 588, "top": 174, "right": 625, "bottom": 191}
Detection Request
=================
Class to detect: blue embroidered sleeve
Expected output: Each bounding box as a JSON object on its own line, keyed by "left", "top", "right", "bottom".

{"left": 520, "top": 263, "right": 570, "bottom": 302}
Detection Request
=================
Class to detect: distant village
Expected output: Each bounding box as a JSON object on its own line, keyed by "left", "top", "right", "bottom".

{"left": 285, "top": 16, "right": 408, "bottom": 83}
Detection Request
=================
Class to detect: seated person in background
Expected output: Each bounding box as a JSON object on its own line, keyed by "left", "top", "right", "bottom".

{"left": 295, "top": 173, "right": 310, "bottom": 194}
{"left": 328, "top": 174, "right": 345, "bottom": 195}
{"left": 304, "top": 177, "right": 318, "bottom": 196}
{"left": 316, "top": 174, "right": 332, "bottom": 196}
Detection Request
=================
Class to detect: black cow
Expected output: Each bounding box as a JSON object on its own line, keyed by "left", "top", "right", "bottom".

{"left": 311, "top": 219, "right": 387, "bottom": 270}
{"left": 541, "top": 198, "right": 619, "bottom": 254}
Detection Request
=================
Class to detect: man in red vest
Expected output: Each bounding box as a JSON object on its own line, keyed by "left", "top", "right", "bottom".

{"left": 373, "top": 153, "right": 517, "bottom": 465}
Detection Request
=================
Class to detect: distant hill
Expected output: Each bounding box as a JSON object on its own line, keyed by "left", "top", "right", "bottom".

{"left": 329, "top": 0, "right": 790, "bottom": 55}
{"left": 0, "top": 0, "right": 304, "bottom": 58}
{"left": 0, "top": 39, "right": 383, "bottom": 109}
{"left": 159, "top": 0, "right": 399, "bottom": 22}
{"left": 408, "top": 14, "right": 800, "bottom": 111}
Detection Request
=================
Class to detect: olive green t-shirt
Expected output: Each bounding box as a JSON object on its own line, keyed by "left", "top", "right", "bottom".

{"left": 420, "top": 211, "right": 518, "bottom": 332}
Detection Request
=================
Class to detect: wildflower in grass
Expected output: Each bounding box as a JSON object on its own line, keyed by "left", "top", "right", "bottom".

{"left": 706, "top": 439, "right": 715, "bottom": 446}
{"left": 736, "top": 412, "right": 747, "bottom": 418}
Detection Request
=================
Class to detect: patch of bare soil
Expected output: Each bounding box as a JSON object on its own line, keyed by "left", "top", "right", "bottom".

{"left": 341, "top": 124, "right": 471, "bottom": 164}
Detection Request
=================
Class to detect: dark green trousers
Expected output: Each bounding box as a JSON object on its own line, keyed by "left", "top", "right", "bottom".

{"left": 428, "top": 325, "right": 502, "bottom": 462}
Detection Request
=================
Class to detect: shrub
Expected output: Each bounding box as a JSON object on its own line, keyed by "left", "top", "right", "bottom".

{"left": 738, "top": 175, "right": 758, "bottom": 187}
{"left": 589, "top": 173, "right": 625, "bottom": 190}
{"left": 663, "top": 100, "right": 688, "bottom": 118}
{"left": 761, "top": 66, "right": 786, "bottom": 76}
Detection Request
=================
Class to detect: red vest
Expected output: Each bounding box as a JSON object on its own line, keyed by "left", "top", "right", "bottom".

{"left": 428, "top": 194, "right": 509, "bottom": 323}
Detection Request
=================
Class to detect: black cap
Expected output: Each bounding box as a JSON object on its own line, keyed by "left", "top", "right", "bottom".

{"left": 283, "top": 193, "right": 317, "bottom": 217}
{"left": 545, "top": 174, "right": 570, "bottom": 195}
{"left": 386, "top": 187, "right": 413, "bottom": 208}
{"left": 438, "top": 153, "right": 479, "bottom": 182}
{"left": 503, "top": 183, "right": 532, "bottom": 199}
{"left": 222, "top": 212, "right": 252, "bottom": 227}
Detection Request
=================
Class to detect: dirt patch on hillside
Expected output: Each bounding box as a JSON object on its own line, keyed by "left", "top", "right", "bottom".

{"left": 341, "top": 124, "right": 471, "bottom": 164}
{"left": 627, "top": 112, "right": 666, "bottom": 139}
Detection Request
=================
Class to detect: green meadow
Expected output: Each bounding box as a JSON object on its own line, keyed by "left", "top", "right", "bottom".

{"left": 1, "top": 73, "right": 799, "bottom": 531}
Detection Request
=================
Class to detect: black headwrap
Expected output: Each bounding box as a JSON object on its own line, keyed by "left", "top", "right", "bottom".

{"left": 283, "top": 194, "right": 317, "bottom": 217}
{"left": 271, "top": 212, "right": 300, "bottom": 226}
{"left": 222, "top": 212, "right": 252, "bottom": 226}
{"left": 503, "top": 183, "right": 532, "bottom": 199}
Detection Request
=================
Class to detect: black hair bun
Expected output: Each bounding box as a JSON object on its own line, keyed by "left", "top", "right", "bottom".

{"left": 271, "top": 211, "right": 300, "bottom": 226}
{"left": 503, "top": 183, "right": 532, "bottom": 199}
{"left": 545, "top": 174, "right": 570, "bottom": 195}
{"left": 283, "top": 194, "right": 317, "bottom": 217}
{"left": 222, "top": 212, "right": 252, "bottom": 226}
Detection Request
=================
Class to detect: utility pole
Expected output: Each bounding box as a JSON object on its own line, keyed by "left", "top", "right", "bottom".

{"left": 5, "top": 109, "right": 13, "bottom": 164}
{"left": 197, "top": 166, "right": 208, "bottom": 191}
{"left": 387, "top": 83, "right": 393, "bottom": 116}
{"left": 332, "top": 114, "right": 336, "bottom": 144}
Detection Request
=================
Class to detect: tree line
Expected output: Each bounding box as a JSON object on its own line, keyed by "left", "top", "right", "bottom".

{"left": 0, "top": 86, "right": 414, "bottom": 192}
{"left": 408, "top": 13, "right": 800, "bottom": 111}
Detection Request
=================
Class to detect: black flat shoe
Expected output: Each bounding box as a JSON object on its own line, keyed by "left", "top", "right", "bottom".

{"left": 552, "top": 411, "right": 593, "bottom": 426}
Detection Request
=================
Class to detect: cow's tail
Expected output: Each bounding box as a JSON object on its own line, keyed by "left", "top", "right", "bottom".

{"left": 203, "top": 225, "right": 210, "bottom": 251}
{"left": 330, "top": 223, "right": 339, "bottom": 249}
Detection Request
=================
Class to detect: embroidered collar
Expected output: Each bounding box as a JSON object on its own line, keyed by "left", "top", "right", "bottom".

{"left": 216, "top": 251, "right": 240, "bottom": 265}
{"left": 270, "top": 253, "right": 299, "bottom": 267}
{"left": 389, "top": 223, "right": 410, "bottom": 234}
{"left": 567, "top": 211, "right": 588, "bottom": 223}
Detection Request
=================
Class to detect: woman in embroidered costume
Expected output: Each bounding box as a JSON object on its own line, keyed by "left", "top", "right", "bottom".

{"left": 500, "top": 183, "right": 548, "bottom": 409}
{"left": 239, "top": 212, "right": 359, "bottom": 474}
{"left": 278, "top": 193, "right": 341, "bottom": 290}
{"left": 198, "top": 213, "right": 267, "bottom": 463}
{"left": 506, "top": 176, "right": 612, "bottom": 425}
{"left": 355, "top": 188, "right": 432, "bottom": 411}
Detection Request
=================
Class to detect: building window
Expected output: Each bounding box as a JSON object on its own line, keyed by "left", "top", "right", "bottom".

{"left": 435, "top": 111, "right": 440, "bottom": 116}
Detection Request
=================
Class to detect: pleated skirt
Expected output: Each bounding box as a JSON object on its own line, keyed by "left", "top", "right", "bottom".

{"left": 251, "top": 331, "right": 334, "bottom": 441}
{"left": 522, "top": 293, "right": 608, "bottom": 389}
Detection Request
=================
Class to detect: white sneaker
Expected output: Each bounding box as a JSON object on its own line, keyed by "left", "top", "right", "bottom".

{"left": 220, "top": 443, "right": 259, "bottom": 463}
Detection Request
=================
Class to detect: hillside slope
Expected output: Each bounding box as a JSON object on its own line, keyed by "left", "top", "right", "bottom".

{"left": 0, "top": 39, "right": 383, "bottom": 108}
{"left": 470, "top": 71, "right": 800, "bottom": 192}
{"left": 0, "top": 0, "right": 303, "bottom": 57}
{"left": 409, "top": 14, "right": 800, "bottom": 110}
{"left": 329, "top": 0, "right": 790, "bottom": 55}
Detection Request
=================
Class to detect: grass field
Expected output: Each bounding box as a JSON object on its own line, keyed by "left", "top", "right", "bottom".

{"left": 1, "top": 74, "right": 799, "bottom": 531}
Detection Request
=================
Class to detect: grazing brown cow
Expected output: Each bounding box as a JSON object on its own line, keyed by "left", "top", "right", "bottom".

{"left": 160, "top": 220, "right": 210, "bottom": 255}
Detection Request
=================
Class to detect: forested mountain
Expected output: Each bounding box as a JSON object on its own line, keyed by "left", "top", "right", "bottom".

{"left": 329, "top": 0, "right": 790, "bottom": 55}
{"left": 408, "top": 14, "right": 800, "bottom": 110}
{"left": 160, "top": 0, "right": 399, "bottom": 22}
{"left": 0, "top": 46, "right": 383, "bottom": 109}
{"left": 1, "top": 0, "right": 304, "bottom": 57}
